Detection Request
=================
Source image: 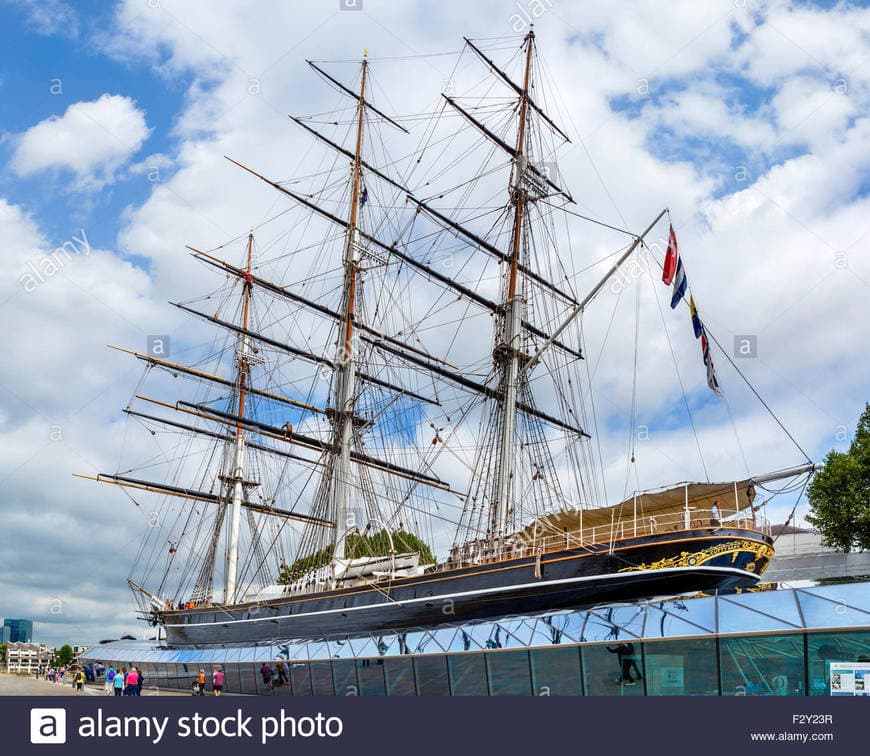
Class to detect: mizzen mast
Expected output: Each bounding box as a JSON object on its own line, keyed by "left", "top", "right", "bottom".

{"left": 491, "top": 29, "right": 535, "bottom": 541}
{"left": 331, "top": 52, "right": 368, "bottom": 562}
{"left": 225, "top": 230, "right": 254, "bottom": 604}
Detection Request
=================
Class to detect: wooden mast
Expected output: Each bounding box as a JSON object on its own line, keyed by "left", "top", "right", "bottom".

{"left": 225, "top": 231, "right": 254, "bottom": 604}
{"left": 492, "top": 29, "right": 535, "bottom": 541}
{"left": 331, "top": 52, "right": 368, "bottom": 564}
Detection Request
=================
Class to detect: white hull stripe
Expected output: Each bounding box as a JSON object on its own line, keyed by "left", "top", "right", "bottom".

{"left": 165, "top": 565, "right": 758, "bottom": 629}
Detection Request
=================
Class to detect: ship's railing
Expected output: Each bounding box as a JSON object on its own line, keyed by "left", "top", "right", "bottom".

{"left": 441, "top": 510, "right": 770, "bottom": 570}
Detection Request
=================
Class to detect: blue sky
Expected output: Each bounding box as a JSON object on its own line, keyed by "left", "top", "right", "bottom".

{"left": 0, "top": 0, "right": 189, "bottom": 250}
{"left": 0, "top": 0, "right": 868, "bottom": 645}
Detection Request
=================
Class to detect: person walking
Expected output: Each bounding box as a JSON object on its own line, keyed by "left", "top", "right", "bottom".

{"left": 259, "top": 663, "right": 273, "bottom": 693}
{"left": 74, "top": 668, "right": 85, "bottom": 695}
{"left": 114, "top": 668, "right": 126, "bottom": 696}
{"left": 606, "top": 643, "right": 642, "bottom": 685}
{"left": 275, "top": 660, "right": 288, "bottom": 686}
{"left": 195, "top": 669, "right": 207, "bottom": 696}
{"left": 104, "top": 666, "right": 116, "bottom": 695}
{"left": 136, "top": 668, "right": 144, "bottom": 696}
{"left": 212, "top": 667, "right": 225, "bottom": 697}
{"left": 125, "top": 667, "right": 139, "bottom": 696}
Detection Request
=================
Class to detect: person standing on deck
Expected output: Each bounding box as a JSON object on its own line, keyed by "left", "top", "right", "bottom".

{"left": 710, "top": 501, "right": 722, "bottom": 527}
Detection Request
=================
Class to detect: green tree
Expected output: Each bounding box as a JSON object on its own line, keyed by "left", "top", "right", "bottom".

{"left": 0, "top": 642, "right": 7, "bottom": 664}
{"left": 807, "top": 404, "right": 870, "bottom": 552}
{"left": 55, "top": 644, "right": 74, "bottom": 668}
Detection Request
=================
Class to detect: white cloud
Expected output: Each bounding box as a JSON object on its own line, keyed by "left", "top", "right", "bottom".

{"left": 8, "top": 0, "right": 79, "bottom": 38}
{"left": 10, "top": 94, "right": 151, "bottom": 190}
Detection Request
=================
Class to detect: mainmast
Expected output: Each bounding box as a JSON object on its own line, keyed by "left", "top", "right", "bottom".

{"left": 225, "top": 230, "right": 254, "bottom": 604}
{"left": 331, "top": 52, "right": 368, "bottom": 562}
{"left": 491, "top": 29, "right": 535, "bottom": 540}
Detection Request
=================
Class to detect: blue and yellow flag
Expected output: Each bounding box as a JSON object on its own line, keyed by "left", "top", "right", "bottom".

{"left": 689, "top": 295, "right": 703, "bottom": 338}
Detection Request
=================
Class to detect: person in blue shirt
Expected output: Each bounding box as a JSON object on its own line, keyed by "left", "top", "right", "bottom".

{"left": 104, "top": 667, "right": 116, "bottom": 696}
{"left": 113, "top": 668, "right": 125, "bottom": 697}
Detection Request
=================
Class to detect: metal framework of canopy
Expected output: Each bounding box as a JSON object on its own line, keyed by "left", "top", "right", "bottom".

{"left": 515, "top": 479, "right": 757, "bottom": 540}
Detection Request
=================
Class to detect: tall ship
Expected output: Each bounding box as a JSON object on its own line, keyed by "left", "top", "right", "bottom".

{"left": 81, "top": 30, "right": 815, "bottom": 646}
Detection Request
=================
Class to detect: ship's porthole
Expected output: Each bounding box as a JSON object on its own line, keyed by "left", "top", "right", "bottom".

{"left": 687, "top": 556, "right": 698, "bottom": 566}
{"left": 746, "top": 561, "right": 756, "bottom": 572}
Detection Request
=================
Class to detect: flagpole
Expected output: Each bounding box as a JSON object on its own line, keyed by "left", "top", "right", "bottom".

{"left": 524, "top": 207, "right": 668, "bottom": 374}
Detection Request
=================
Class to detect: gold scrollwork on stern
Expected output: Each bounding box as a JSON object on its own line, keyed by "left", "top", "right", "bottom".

{"left": 618, "top": 540, "right": 775, "bottom": 574}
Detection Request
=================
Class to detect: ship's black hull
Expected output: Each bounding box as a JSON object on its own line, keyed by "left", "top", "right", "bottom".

{"left": 162, "top": 528, "right": 773, "bottom": 645}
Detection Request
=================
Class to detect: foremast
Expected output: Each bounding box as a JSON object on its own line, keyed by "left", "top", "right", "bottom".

{"left": 225, "top": 231, "right": 254, "bottom": 604}
{"left": 492, "top": 29, "right": 535, "bottom": 540}
{"left": 331, "top": 52, "right": 368, "bottom": 563}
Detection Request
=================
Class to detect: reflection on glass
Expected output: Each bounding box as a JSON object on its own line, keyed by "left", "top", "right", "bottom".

{"left": 529, "top": 647, "right": 581, "bottom": 696}
{"left": 582, "top": 643, "right": 644, "bottom": 696}
{"left": 807, "top": 630, "right": 870, "bottom": 696}
{"left": 646, "top": 597, "right": 716, "bottom": 638}
{"left": 309, "top": 661, "right": 334, "bottom": 696}
{"left": 289, "top": 662, "right": 312, "bottom": 696}
{"left": 720, "top": 634, "right": 804, "bottom": 695}
{"left": 239, "top": 666, "right": 257, "bottom": 695}
{"left": 414, "top": 655, "right": 450, "bottom": 696}
{"left": 384, "top": 657, "right": 416, "bottom": 696}
{"left": 332, "top": 660, "right": 358, "bottom": 696}
{"left": 486, "top": 650, "right": 532, "bottom": 695}
{"left": 798, "top": 591, "right": 870, "bottom": 629}
{"left": 448, "top": 654, "right": 488, "bottom": 695}
{"left": 644, "top": 639, "right": 717, "bottom": 696}
{"left": 357, "top": 658, "right": 386, "bottom": 696}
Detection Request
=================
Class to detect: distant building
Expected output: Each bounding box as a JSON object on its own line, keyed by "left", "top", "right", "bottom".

{"left": 3, "top": 618, "right": 34, "bottom": 643}
{"left": 0, "top": 626, "right": 10, "bottom": 644}
{"left": 5, "top": 642, "right": 52, "bottom": 674}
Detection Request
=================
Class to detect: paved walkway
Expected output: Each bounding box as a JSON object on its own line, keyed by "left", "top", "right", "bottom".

{"left": 0, "top": 673, "right": 189, "bottom": 696}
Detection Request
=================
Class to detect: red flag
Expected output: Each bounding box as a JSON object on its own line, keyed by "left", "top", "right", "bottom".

{"left": 662, "top": 224, "right": 678, "bottom": 285}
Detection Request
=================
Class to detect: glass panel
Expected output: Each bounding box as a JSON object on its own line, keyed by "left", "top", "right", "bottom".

{"left": 529, "top": 647, "right": 581, "bottom": 696}
{"left": 447, "top": 654, "right": 487, "bottom": 695}
{"left": 239, "top": 665, "right": 257, "bottom": 695}
{"left": 414, "top": 655, "right": 450, "bottom": 696}
{"left": 529, "top": 615, "right": 573, "bottom": 646}
{"left": 720, "top": 634, "right": 805, "bottom": 695}
{"left": 486, "top": 650, "right": 531, "bottom": 696}
{"left": 496, "top": 624, "right": 531, "bottom": 649}
{"left": 458, "top": 625, "right": 488, "bottom": 651}
{"left": 357, "top": 659, "right": 386, "bottom": 696}
{"left": 583, "top": 604, "right": 646, "bottom": 642}
{"left": 384, "top": 658, "right": 416, "bottom": 696}
{"left": 644, "top": 639, "right": 718, "bottom": 696}
{"left": 722, "top": 589, "right": 804, "bottom": 628}
{"left": 289, "top": 662, "right": 313, "bottom": 696}
{"left": 220, "top": 664, "right": 241, "bottom": 696}
{"left": 557, "top": 611, "right": 587, "bottom": 643}
{"left": 332, "top": 660, "right": 358, "bottom": 696}
{"left": 798, "top": 590, "right": 870, "bottom": 630}
{"left": 330, "top": 640, "right": 356, "bottom": 660}
{"left": 801, "top": 583, "right": 870, "bottom": 614}
{"left": 807, "top": 630, "right": 870, "bottom": 696}
{"left": 643, "top": 597, "right": 716, "bottom": 638}
{"left": 582, "top": 643, "right": 644, "bottom": 696}
{"left": 718, "top": 595, "right": 802, "bottom": 635}
{"left": 309, "top": 661, "right": 334, "bottom": 696}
